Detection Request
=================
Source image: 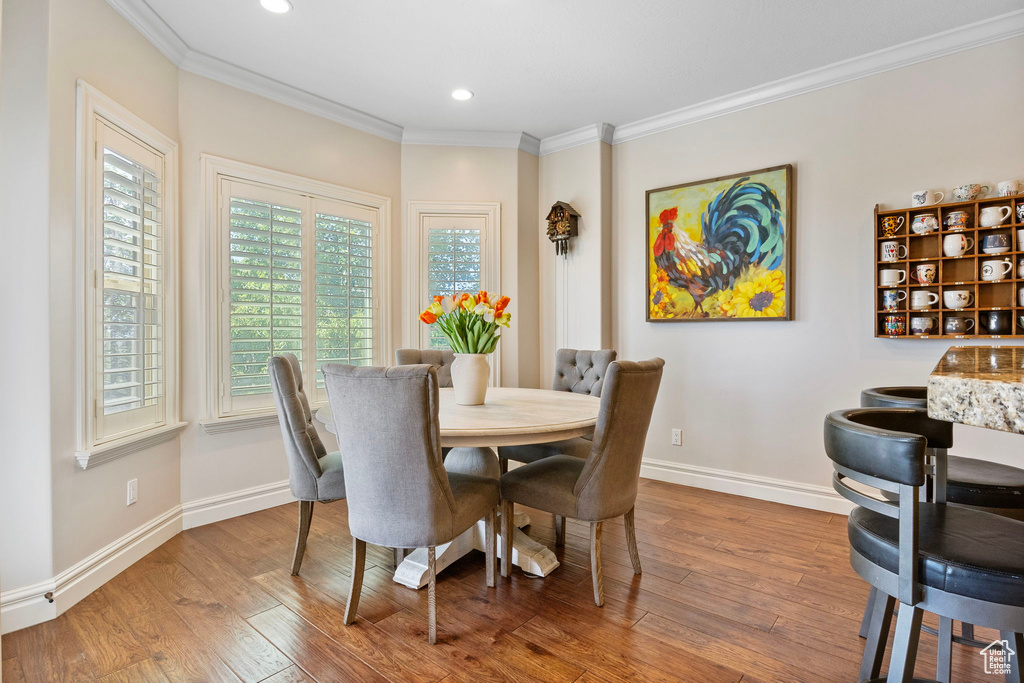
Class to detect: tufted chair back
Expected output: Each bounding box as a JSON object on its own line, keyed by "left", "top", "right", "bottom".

{"left": 552, "top": 348, "right": 616, "bottom": 397}
{"left": 269, "top": 354, "right": 328, "bottom": 500}
{"left": 395, "top": 349, "right": 456, "bottom": 387}
{"left": 574, "top": 358, "right": 664, "bottom": 519}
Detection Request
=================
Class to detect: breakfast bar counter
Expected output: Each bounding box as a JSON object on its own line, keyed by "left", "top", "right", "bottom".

{"left": 928, "top": 345, "right": 1024, "bottom": 434}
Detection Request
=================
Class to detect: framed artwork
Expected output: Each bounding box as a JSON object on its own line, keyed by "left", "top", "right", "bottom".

{"left": 646, "top": 164, "right": 793, "bottom": 322}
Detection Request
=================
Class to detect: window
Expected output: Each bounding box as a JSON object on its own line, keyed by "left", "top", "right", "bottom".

{"left": 425, "top": 227, "right": 482, "bottom": 349}
{"left": 77, "top": 82, "right": 183, "bottom": 467}
{"left": 205, "top": 158, "right": 390, "bottom": 424}
{"left": 405, "top": 203, "right": 500, "bottom": 356}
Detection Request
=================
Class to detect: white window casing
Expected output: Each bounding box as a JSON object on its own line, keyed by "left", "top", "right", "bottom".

{"left": 75, "top": 81, "right": 185, "bottom": 469}
{"left": 404, "top": 201, "right": 501, "bottom": 383}
{"left": 201, "top": 156, "right": 391, "bottom": 431}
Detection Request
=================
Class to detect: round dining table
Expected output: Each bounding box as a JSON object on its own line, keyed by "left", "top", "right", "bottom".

{"left": 315, "top": 386, "right": 601, "bottom": 589}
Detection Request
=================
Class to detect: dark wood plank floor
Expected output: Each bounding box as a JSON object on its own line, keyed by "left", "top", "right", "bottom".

{"left": 2, "top": 479, "right": 999, "bottom": 682}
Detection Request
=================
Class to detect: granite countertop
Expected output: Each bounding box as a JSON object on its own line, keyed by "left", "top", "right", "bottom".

{"left": 928, "top": 346, "right": 1024, "bottom": 434}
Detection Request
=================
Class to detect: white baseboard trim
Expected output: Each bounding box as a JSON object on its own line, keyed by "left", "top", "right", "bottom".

{"left": 1, "top": 479, "right": 294, "bottom": 634}
{"left": 640, "top": 458, "right": 854, "bottom": 515}
{"left": 181, "top": 479, "right": 293, "bottom": 530}
{"left": 0, "top": 506, "right": 182, "bottom": 634}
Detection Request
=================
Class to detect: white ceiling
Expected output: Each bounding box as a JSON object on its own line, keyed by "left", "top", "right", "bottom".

{"left": 140, "top": 0, "right": 1023, "bottom": 140}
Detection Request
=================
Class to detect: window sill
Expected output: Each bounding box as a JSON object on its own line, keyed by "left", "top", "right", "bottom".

{"left": 76, "top": 421, "right": 189, "bottom": 470}
{"left": 200, "top": 412, "right": 280, "bottom": 434}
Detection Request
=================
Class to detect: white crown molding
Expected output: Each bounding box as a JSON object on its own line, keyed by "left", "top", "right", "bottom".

{"left": 179, "top": 50, "right": 404, "bottom": 142}
{"left": 538, "top": 123, "right": 615, "bottom": 156}
{"left": 613, "top": 9, "right": 1024, "bottom": 145}
{"left": 104, "top": 0, "right": 190, "bottom": 64}
{"left": 402, "top": 129, "right": 541, "bottom": 155}
{"left": 104, "top": 0, "right": 404, "bottom": 142}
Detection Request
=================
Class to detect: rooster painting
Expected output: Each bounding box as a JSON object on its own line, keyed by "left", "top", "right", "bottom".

{"left": 647, "top": 166, "right": 791, "bottom": 321}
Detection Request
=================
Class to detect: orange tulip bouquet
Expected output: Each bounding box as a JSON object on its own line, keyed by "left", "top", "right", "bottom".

{"left": 419, "top": 291, "right": 511, "bottom": 354}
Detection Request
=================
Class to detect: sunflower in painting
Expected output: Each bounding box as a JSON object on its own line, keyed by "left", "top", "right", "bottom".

{"left": 720, "top": 268, "right": 786, "bottom": 318}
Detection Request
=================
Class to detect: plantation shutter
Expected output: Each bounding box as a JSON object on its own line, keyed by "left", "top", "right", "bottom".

{"left": 422, "top": 216, "right": 484, "bottom": 350}
{"left": 217, "top": 179, "right": 381, "bottom": 415}
{"left": 312, "top": 198, "right": 377, "bottom": 394}
{"left": 222, "top": 180, "right": 304, "bottom": 413}
{"left": 95, "top": 121, "right": 166, "bottom": 441}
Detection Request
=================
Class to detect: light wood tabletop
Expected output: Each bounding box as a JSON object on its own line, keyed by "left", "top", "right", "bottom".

{"left": 315, "top": 386, "right": 602, "bottom": 447}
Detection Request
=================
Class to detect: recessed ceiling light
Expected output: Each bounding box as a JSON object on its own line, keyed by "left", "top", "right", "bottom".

{"left": 451, "top": 89, "right": 474, "bottom": 101}
{"left": 260, "top": 0, "right": 292, "bottom": 13}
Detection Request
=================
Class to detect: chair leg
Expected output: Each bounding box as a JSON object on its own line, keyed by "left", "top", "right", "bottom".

{"left": 291, "top": 500, "right": 314, "bottom": 576}
{"left": 859, "top": 586, "right": 878, "bottom": 638}
{"left": 886, "top": 605, "right": 923, "bottom": 683}
{"left": 962, "top": 622, "right": 975, "bottom": 641}
{"left": 344, "top": 537, "right": 366, "bottom": 625}
{"left": 501, "top": 499, "right": 513, "bottom": 578}
{"left": 394, "top": 547, "right": 406, "bottom": 568}
{"left": 485, "top": 507, "right": 497, "bottom": 588}
{"left": 554, "top": 515, "right": 565, "bottom": 547}
{"left": 499, "top": 457, "right": 508, "bottom": 475}
{"left": 590, "top": 521, "right": 604, "bottom": 607}
{"left": 1002, "top": 631, "right": 1024, "bottom": 683}
{"left": 859, "top": 591, "right": 895, "bottom": 682}
{"left": 936, "top": 616, "right": 953, "bottom": 683}
{"left": 427, "top": 547, "right": 437, "bottom": 645}
{"left": 623, "top": 506, "right": 642, "bottom": 575}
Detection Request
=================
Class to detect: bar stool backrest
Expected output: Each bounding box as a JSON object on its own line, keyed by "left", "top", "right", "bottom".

{"left": 824, "top": 408, "right": 952, "bottom": 604}
{"left": 860, "top": 386, "right": 927, "bottom": 410}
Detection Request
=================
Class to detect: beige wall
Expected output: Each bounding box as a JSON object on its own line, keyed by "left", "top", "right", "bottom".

{"left": 177, "top": 71, "right": 403, "bottom": 503}
{"left": 537, "top": 141, "right": 613, "bottom": 384}
{"left": 401, "top": 144, "right": 540, "bottom": 387}
{"left": 608, "top": 36, "right": 1024, "bottom": 498}
{"left": 46, "top": 0, "right": 182, "bottom": 575}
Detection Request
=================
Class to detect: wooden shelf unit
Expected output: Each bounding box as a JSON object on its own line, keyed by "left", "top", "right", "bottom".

{"left": 874, "top": 193, "right": 1024, "bottom": 339}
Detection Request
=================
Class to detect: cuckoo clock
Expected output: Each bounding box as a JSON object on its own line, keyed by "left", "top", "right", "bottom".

{"left": 545, "top": 202, "right": 580, "bottom": 257}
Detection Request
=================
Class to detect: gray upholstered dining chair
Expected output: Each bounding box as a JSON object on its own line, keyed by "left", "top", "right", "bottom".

{"left": 499, "top": 358, "right": 664, "bottom": 606}
{"left": 394, "top": 347, "right": 500, "bottom": 480}
{"left": 498, "top": 348, "right": 616, "bottom": 544}
{"left": 395, "top": 348, "right": 455, "bottom": 387}
{"left": 322, "top": 363, "right": 500, "bottom": 644}
{"left": 268, "top": 354, "right": 347, "bottom": 576}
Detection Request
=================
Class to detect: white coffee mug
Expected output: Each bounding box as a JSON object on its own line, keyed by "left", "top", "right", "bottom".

{"left": 910, "top": 190, "right": 944, "bottom": 207}
{"left": 1019, "top": 288, "right": 1024, "bottom": 307}
{"left": 998, "top": 180, "right": 1021, "bottom": 197}
{"left": 943, "top": 233, "right": 974, "bottom": 257}
{"left": 1018, "top": 229, "right": 1024, "bottom": 251}
{"left": 943, "top": 289, "right": 973, "bottom": 309}
{"left": 879, "top": 269, "right": 906, "bottom": 286}
{"left": 981, "top": 259, "right": 1013, "bottom": 281}
{"left": 980, "top": 206, "right": 1012, "bottom": 227}
{"left": 880, "top": 240, "right": 907, "bottom": 262}
{"left": 910, "top": 291, "right": 939, "bottom": 310}
{"left": 1019, "top": 258, "right": 1024, "bottom": 279}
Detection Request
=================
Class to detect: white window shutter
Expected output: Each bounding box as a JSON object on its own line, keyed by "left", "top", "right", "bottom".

{"left": 94, "top": 122, "right": 166, "bottom": 441}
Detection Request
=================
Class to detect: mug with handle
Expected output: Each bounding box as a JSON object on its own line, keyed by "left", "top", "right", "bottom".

{"left": 880, "top": 240, "right": 907, "bottom": 262}
{"left": 880, "top": 216, "right": 904, "bottom": 238}
{"left": 911, "top": 190, "right": 944, "bottom": 207}
{"left": 943, "top": 233, "right": 974, "bottom": 257}
{"left": 879, "top": 269, "right": 907, "bottom": 286}
{"left": 910, "top": 290, "right": 939, "bottom": 310}
{"left": 981, "top": 259, "right": 1013, "bottom": 281}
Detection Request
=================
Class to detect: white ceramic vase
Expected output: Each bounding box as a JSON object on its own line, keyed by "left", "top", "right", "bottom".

{"left": 451, "top": 353, "right": 490, "bottom": 405}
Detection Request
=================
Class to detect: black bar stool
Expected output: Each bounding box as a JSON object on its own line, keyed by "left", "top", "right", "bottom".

{"left": 825, "top": 408, "right": 1024, "bottom": 682}
{"left": 861, "top": 387, "right": 1024, "bottom": 517}
{"left": 860, "top": 387, "right": 1024, "bottom": 648}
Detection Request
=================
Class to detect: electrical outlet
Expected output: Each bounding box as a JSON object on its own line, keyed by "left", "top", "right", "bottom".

{"left": 127, "top": 479, "right": 138, "bottom": 506}
{"left": 671, "top": 429, "right": 682, "bottom": 446}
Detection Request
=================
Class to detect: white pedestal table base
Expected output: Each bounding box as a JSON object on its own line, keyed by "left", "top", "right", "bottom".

{"left": 392, "top": 510, "right": 560, "bottom": 589}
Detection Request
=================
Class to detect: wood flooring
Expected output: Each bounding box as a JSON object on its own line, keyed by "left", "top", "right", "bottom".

{"left": 1, "top": 479, "right": 1000, "bottom": 682}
